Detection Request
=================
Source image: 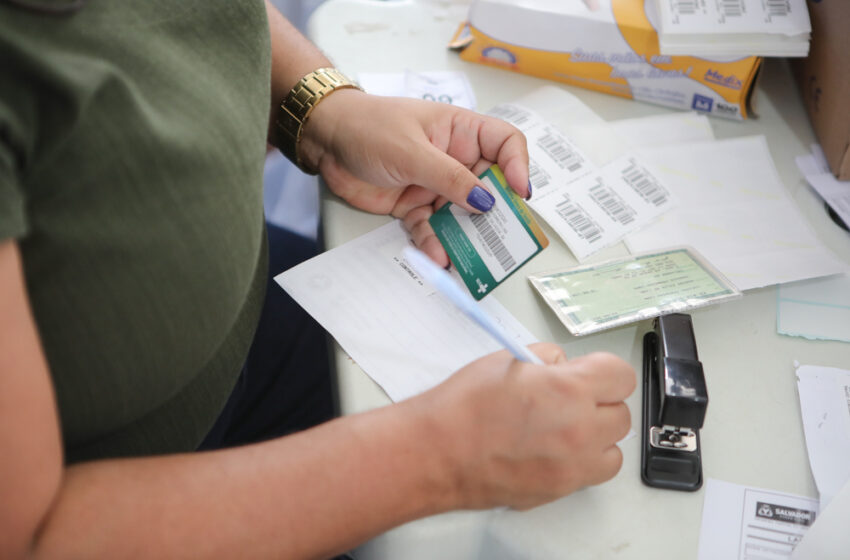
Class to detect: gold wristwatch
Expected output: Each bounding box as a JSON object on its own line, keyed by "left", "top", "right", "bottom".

{"left": 272, "top": 67, "right": 362, "bottom": 174}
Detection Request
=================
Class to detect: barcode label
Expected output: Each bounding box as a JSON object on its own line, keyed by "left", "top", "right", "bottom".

{"left": 488, "top": 104, "right": 534, "bottom": 129}
{"left": 537, "top": 132, "right": 584, "bottom": 173}
{"left": 556, "top": 197, "right": 602, "bottom": 244}
{"left": 765, "top": 0, "right": 789, "bottom": 17}
{"left": 528, "top": 160, "right": 551, "bottom": 191}
{"left": 470, "top": 213, "right": 516, "bottom": 272}
{"left": 718, "top": 0, "right": 744, "bottom": 18}
{"left": 671, "top": 0, "right": 698, "bottom": 15}
{"left": 621, "top": 160, "right": 669, "bottom": 207}
{"left": 589, "top": 179, "right": 636, "bottom": 226}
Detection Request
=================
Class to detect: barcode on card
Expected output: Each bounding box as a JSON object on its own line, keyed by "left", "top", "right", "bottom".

{"left": 556, "top": 197, "right": 602, "bottom": 244}
{"left": 488, "top": 105, "right": 534, "bottom": 129}
{"left": 537, "top": 132, "right": 584, "bottom": 173}
{"left": 717, "top": 0, "right": 744, "bottom": 19}
{"left": 621, "top": 160, "right": 669, "bottom": 207}
{"left": 528, "top": 160, "right": 551, "bottom": 190}
{"left": 589, "top": 179, "right": 636, "bottom": 226}
{"left": 670, "top": 0, "right": 698, "bottom": 15}
{"left": 470, "top": 213, "right": 516, "bottom": 272}
{"left": 765, "top": 0, "right": 790, "bottom": 17}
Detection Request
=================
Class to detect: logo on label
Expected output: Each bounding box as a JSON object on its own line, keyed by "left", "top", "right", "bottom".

{"left": 476, "top": 278, "right": 489, "bottom": 294}
{"left": 755, "top": 502, "right": 816, "bottom": 526}
{"left": 692, "top": 94, "right": 713, "bottom": 112}
{"left": 704, "top": 69, "right": 743, "bottom": 90}
{"left": 715, "top": 102, "right": 739, "bottom": 116}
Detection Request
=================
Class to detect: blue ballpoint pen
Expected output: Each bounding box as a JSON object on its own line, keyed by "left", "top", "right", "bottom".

{"left": 403, "top": 247, "right": 544, "bottom": 365}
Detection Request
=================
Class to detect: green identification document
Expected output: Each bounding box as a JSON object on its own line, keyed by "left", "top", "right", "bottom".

{"left": 429, "top": 165, "right": 549, "bottom": 300}
{"left": 528, "top": 247, "right": 740, "bottom": 335}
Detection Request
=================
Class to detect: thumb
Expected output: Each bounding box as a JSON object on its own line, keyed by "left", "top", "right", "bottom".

{"left": 410, "top": 146, "right": 496, "bottom": 214}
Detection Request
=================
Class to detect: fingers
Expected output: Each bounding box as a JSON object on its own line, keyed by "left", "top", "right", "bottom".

{"left": 526, "top": 342, "right": 568, "bottom": 365}
{"left": 569, "top": 352, "right": 637, "bottom": 404}
{"left": 408, "top": 145, "right": 497, "bottom": 214}
{"left": 593, "top": 402, "right": 632, "bottom": 444}
{"left": 402, "top": 205, "right": 449, "bottom": 268}
{"left": 477, "top": 116, "right": 530, "bottom": 199}
{"left": 582, "top": 445, "right": 624, "bottom": 487}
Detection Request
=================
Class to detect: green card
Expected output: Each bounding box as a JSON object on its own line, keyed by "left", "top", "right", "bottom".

{"left": 429, "top": 165, "right": 549, "bottom": 300}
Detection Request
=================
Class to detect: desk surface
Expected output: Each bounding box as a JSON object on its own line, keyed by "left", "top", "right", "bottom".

{"left": 308, "top": 1, "right": 850, "bottom": 558}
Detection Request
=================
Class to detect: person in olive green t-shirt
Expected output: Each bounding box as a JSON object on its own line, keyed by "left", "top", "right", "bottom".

{"left": 0, "top": 1, "right": 636, "bottom": 558}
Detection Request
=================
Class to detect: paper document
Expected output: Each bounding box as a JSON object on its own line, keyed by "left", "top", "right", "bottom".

{"left": 698, "top": 478, "right": 819, "bottom": 560}
{"left": 529, "top": 247, "right": 740, "bottom": 336}
{"left": 275, "top": 220, "right": 537, "bottom": 402}
{"left": 357, "top": 70, "right": 476, "bottom": 110}
{"left": 778, "top": 274, "right": 850, "bottom": 343}
{"left": 795, "top": 364, "right": 850, "bottom": 510}
{"left": 625, "top": 135, "right": 848, "bottom": 291}
{"left": 791, "top": 477, "right": 850, "bottom": 560}
{"left": 796, "top": 144, "right": 850, "bottom": 230}
{"left": 654, "top": 0, "right": 811, "bottom": 57}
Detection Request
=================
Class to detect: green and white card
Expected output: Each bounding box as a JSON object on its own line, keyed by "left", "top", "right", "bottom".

{"left": 429, "top": 165, "right": 549, "bottom": 300}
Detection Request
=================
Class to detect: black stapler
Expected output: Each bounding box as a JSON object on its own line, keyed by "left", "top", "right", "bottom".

{"left": 641, "top": 313, "right": 708, "bottom": 491}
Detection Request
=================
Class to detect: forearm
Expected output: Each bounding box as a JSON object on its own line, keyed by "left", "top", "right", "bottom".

{"left": 33, "top": 400, "right": 456, "bottom": 560}
{"left": 265, "top": 0, "right": 332, "bottom": 133}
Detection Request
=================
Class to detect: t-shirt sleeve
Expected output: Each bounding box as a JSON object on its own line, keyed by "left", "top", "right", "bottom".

{"left": 0, "top": 133, "right": 28, "bottom": 241}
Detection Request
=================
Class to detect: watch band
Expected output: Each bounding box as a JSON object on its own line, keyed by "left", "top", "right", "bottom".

{"left": 272, "top": 67, "right": 362, "bottom": 174}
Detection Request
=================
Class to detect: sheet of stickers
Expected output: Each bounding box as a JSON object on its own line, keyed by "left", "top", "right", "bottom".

{"left": 487, "top": 102, "right": 675, "bottom": 261}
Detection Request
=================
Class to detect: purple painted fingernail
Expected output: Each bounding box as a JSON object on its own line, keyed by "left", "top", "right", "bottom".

{"left": 526, "top": 180, "right": 533, "bottom": 201}
{"left": 467, "top": 185, "right": 496, "bottom": 212}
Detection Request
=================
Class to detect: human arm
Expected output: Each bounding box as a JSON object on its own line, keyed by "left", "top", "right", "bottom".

{"left": 264, "top": 2, "right": 530, "bottom": 267}
{"left": 1, "top": 238, "right": 634, "bottom": 559}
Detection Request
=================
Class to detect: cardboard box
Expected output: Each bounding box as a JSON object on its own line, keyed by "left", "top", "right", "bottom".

{"left": 449, "top": 0, "right": 762, "bottom": 120}
{"left": 793, "top": 1, "right": 850, "bottom": 180}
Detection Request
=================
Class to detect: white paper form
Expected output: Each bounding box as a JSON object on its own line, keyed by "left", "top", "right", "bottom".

{"left": 487, "top": 95, "right": 678, "bottom": 261}
{"left": 796, "top": 144, "right": 850, "bottom": 230}
{"left": 275, "top": 220, "right": 537, "bottom": 402}
{"left": 357, "top": 70, "right": 476, "bottom": 110}
{"left": 625, "top": 136, "right": 849, "bottom": 291}
{"left": 795, "top": 365, "right": 850, "bottom": 510}
{"left": 698, "top": 478, "right": 819, "bottom": 560}
{"left": 778, "top": 274, "right": 850, "bottom": 343}
{"left": 791, "top": 477, "right": 850, "bottom": 560}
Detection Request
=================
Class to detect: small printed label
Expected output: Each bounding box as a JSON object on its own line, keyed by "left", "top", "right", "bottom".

{"left": 755, "top": 502, "right": 816, "bottom": 527}
{"left": 692, "top": 93, "right": 714, "bottom": 112}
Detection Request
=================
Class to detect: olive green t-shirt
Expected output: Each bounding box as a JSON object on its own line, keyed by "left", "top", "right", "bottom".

{"left": 0, "top": 1, "right": 272, "bottom": 462}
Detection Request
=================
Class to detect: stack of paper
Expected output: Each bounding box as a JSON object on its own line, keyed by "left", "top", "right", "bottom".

{"left": 654, "top": 0, "right": 811, "bottom": 57}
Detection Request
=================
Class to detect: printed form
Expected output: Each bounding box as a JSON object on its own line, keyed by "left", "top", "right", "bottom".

{"left": 698, "top": 478, "right": 819, "bottom": 560}
{"left": 275, "top": 220, "right": 537, "bottom": 402}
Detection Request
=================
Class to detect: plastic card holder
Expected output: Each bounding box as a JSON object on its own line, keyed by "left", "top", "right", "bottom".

{"left": 528, "top": 246, "right": 740, "bottom": 336}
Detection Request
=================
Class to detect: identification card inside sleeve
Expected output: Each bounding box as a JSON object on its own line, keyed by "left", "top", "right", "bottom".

{"left": 528, "top": 247, "right": 740, "bottom": 335}
{"left": 429, "top": 165, "right": 549, "bottom": 300}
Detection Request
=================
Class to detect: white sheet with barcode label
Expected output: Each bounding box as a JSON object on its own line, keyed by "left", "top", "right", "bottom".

{"left": 659, "top": 0, "right": 810, "bottom": 35}
{"left": 528, "top": 154, "right": 675, "bottom": 260}
{"left": 448, "top": 175, "right": 537, "bottom": 282}
{"left": 486, "top": 102, "right": 547, "bottom": 133}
